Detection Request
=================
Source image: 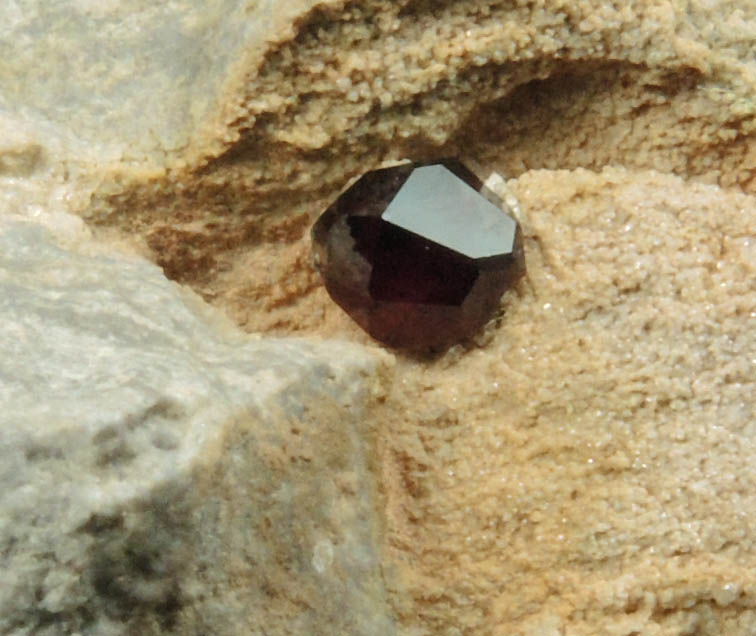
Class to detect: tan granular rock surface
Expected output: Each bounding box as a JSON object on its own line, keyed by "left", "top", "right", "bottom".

{"left": 84, "top": 0, "right": 756, "bottom": 312}
{"left": 9, "top": 0, "right": 754, "bottom": 634}
{"left": 379, "top": 167, "right": 756, "bottom": 635}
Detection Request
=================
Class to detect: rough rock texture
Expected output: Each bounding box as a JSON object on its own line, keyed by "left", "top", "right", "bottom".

{"left": 0, "top": 216, "right": 393, "bottom": 636}
{"left": 0, "top": 0, "right": 283, "bottom": 164}
{"left": 76, "top": 0, "right": 756, "bottom": 331}
{"left": 380, "top": 167, "right": 756, "bottom": 635}
{"left": 2, "top": 0, "right": 756, "bottom": 635}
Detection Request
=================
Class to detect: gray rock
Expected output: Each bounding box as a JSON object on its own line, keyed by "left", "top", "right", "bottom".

{"left": 0, "top": 0, "right": 330, "bottom": 165}
{"left": 0, "top": 218, "right": 394, "bottom": 635}
{"left": 0, "top": 0, "right": 249, "bottom": 162}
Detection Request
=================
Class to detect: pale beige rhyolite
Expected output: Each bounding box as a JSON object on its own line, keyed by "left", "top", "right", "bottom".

{"left": 2, "top": 0, "right": 756, "bottom": 635}
{"left": 382, "top": 167, "right": 756, "bottom": 635}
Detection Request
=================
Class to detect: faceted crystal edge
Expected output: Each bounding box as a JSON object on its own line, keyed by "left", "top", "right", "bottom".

{"left": 382, "top": 164, "right": 517, "bottom": 259}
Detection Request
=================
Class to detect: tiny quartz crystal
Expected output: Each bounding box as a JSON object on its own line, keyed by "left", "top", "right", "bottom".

{"left": 312, "top": 160, "right": 525, "bottom": 351}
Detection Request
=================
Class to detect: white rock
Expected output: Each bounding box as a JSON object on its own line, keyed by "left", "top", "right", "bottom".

{"left": 0, "top": 217, "right": 394, "bottom": 635}
{"left": 0, "top": 0, "right": 329, "bottom": 166}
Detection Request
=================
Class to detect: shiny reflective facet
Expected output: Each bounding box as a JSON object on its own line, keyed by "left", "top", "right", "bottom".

{"left": 382, "top": 165, "right": 517, "bottom": 259}
{"left": 312, "top": 160, "right": 525, "bottom": 351}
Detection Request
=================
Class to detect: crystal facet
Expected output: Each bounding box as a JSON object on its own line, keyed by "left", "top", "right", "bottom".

{"left": 312, "top": 160, "right": 525, "bottom": 351}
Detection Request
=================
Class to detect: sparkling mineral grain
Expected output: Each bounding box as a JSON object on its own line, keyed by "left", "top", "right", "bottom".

{"left": 312, "top": 160, "right": 525, "bottom": 351}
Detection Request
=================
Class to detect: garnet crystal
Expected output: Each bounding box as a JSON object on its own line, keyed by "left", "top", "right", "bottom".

{"left": 312, "top": 160, "right": 524, "bottom": 351}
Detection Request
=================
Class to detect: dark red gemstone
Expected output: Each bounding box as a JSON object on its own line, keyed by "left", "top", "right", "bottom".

{"left": 312, "top": 160, "right": 524, "bottom": 351}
